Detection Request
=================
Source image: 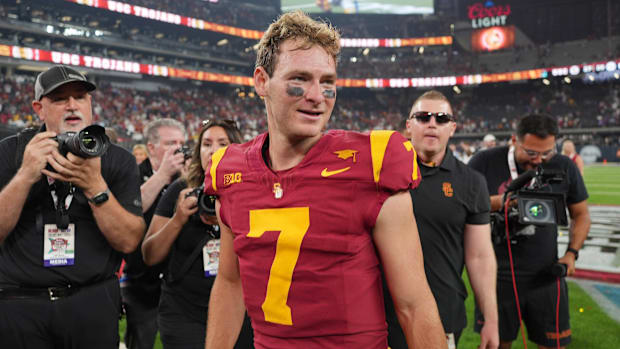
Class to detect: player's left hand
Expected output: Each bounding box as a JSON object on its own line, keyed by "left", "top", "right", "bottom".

{"left": 42, "top": 150, "right": 107, "bottom": 196}
{"left": 479, "top": 321, "right": 499, "bottom": 349}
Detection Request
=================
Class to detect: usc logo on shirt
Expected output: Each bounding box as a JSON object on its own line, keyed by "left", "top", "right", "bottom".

{"left": 442, "top": 182, "right": 454, "bottom": 197}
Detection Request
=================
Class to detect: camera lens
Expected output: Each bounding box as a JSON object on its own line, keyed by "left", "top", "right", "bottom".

{"left": 81, "top": 134, "right": 97, "bottom": 150}
{"left": 65, "top": 125, "right": 110, "bottom": 158}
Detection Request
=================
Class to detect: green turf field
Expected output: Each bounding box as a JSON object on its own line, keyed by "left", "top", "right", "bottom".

{"left": 281, "top": 0, "right": 433, "bottom": 15}
{"left": 459, "top": 274, "right": 620, "bottom": 348}
{"left": 584, "top": 164, "right": 620, "bottom": 205}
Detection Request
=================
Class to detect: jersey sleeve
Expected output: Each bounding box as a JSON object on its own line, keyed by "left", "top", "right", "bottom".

{"left": 203, "top": 145, "right": 232, "bottom": 227}
{"left": 369, "top": 130, "right": 421, "bottom": 194}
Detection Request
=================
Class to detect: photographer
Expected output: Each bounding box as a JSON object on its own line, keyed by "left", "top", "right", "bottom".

{"left": 0, "top": 65, "right": 145, "bottom": 348}
{"left": 468, "top": 113, "right": 591, "bottom": 349}
{"left": 141, "top": 120, "right": 253, "bottom": 348}
{"left": 122, "top": 118, "right": 187, "bottom": 349}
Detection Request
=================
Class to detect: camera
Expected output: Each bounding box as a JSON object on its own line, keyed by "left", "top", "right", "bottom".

{"left": 185, "top": 184, "right": 216, "bottom": 217}
{"left": 53, "top": 125, "right": 110, "bottom": 158}
{"left": 490, "top": 166, "right": 568, "bottom": 244}
{"left": 175, "top": 145, "right": 192, "bottom": 160}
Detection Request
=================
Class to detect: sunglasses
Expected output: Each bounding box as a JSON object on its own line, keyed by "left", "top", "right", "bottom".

{"left": 202, "top": 119, "right": 239, "bottom": 130}
{"left": 409, "top": 111, "right": 455, "bottom": 124}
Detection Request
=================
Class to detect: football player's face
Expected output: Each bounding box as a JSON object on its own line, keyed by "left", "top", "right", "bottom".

{"left": 406, "top": 98, "right": 455, "bottom": 160}
{"left": 200, "top": 126, "right": 231, "bottom": 171}
{"left": 254, "top": 39, "right": 337, "bottom": 143}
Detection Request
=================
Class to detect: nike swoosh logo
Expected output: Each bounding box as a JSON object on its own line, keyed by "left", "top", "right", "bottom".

{"left": 321, "top": 167, "right": 351, "bottom": 177}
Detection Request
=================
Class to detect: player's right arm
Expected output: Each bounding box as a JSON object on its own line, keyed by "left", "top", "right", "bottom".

{"left": 373, "top": 191, "right": 448, "bottom": 349}
{"left": 205, "top": 199, "right": 246, "bottom": 349}
{"left": 0, "top": 132, "right": 57, "bottom": 242}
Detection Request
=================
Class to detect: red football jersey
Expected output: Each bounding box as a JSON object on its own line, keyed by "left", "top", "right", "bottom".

{"left": 205, "top": 130, "right": 420, "bottom": 348}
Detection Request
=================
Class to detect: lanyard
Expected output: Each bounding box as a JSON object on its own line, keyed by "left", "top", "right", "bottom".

{"left": 47, "top": 177, "right": 74, "bottom": 210}
{"left": 507, "top": 146, "right": 519, "bottom": 180}
{"left": 47, "top": 177, "right": 74, "bottom": 229}
{"left": 507, "top": 146, "right": 535, "bottom": 188}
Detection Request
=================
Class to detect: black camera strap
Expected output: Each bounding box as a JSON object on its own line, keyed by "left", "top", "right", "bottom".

{"left": 167, "top": 223, "right": 220, "bottom": 284}
{"left": 167, "top": 233, "right": 213, "bottom": 284}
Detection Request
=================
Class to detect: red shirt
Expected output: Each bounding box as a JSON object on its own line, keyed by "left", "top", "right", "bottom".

{"left": 205, "top": 130, "right": 420, "bottom": 348}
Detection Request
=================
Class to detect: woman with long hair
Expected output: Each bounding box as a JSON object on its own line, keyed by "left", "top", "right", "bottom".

{"left": 561, "top": 139, "right": 585, "bottom": 176}
{"left": 142, "top": 120, "right": 253, "bottom": 348}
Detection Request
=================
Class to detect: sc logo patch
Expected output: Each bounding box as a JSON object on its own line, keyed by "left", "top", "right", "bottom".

{"left": 442, "top": 182, "right": 454, "bottom": 197}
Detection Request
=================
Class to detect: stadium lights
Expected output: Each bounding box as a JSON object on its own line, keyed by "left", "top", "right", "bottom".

{"left": 46, "top": 25, "right": 54, "bottom": 34}
{"left": 390, "top": 55, "right": 396, "bottom": 62}
{"left": 615, "top": 73, "right": 620, "bottom": 79}
{"left": 453, "top": 85, "right": 461, "bottom": 94}
{"left": 350, "top": 57, "right": 358, "bottom": 63}
{"left": 542, "top": 78, "right": 550, "bottom": 86}
{"left": 362, "top": 48, "right": 370, "bottom": 56}
{"left": 217, "top": 39, "right": 228, "bottom": 46}
{"left": 588, "top": 75, "right": 595, "bottom": 81}
{"left": 564, "top": 76, "right": 571, "bottom": 84}
{"left": 155, "top": 33, "right": 164, "bottom": 39}
{"left": 419, "top": 46, "right": 425, "bottom": 54}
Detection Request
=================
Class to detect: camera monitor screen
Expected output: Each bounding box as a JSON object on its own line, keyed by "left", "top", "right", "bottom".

{"left": 517, "top": 191, "right": 568, "bottom": 226}
{"left": 519, "top": 198, "right": 556, "bottom": 225}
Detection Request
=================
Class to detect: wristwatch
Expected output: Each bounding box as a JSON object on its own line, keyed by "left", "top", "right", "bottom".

{"left": 566, "top": 247, "right": 579, "bottom": 260}
{"left": 87, "top": 189, "right": 110, "bottom": 205}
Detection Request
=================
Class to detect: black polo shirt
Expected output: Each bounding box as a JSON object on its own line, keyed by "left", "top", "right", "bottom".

{"left": 0, "top": 132, "right": 143, "bottom": 288}
{"left": 155, "top": 178, "right": 217, "bottom": 320}
{"left": 385, "top": 149, "right": 490, "bottom": 341}
{"left": 468, "top": 146, "right": 588, "bottom": 283}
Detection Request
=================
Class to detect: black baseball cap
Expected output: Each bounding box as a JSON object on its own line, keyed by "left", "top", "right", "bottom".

{"left": 34, "top": 65, "right": 96, "bottom": 101}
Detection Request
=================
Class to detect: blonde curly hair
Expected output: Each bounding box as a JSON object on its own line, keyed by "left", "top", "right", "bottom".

{"left": 255, "top": 10, "right": 341, "bottom": 77}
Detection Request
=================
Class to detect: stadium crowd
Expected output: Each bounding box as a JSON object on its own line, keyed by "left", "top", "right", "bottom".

{"left": 2, "top": 74, "right": 619, "bottom": 146}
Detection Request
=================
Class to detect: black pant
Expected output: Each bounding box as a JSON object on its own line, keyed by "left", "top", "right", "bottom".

{"left": 158, "top": 291, "right": 254, "bottom": 349}
{"left": 122, "top": 285, "right": 159, "bottom": 349}
{"left": 0, "top": 278, "right": 121, "bottom": 349}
